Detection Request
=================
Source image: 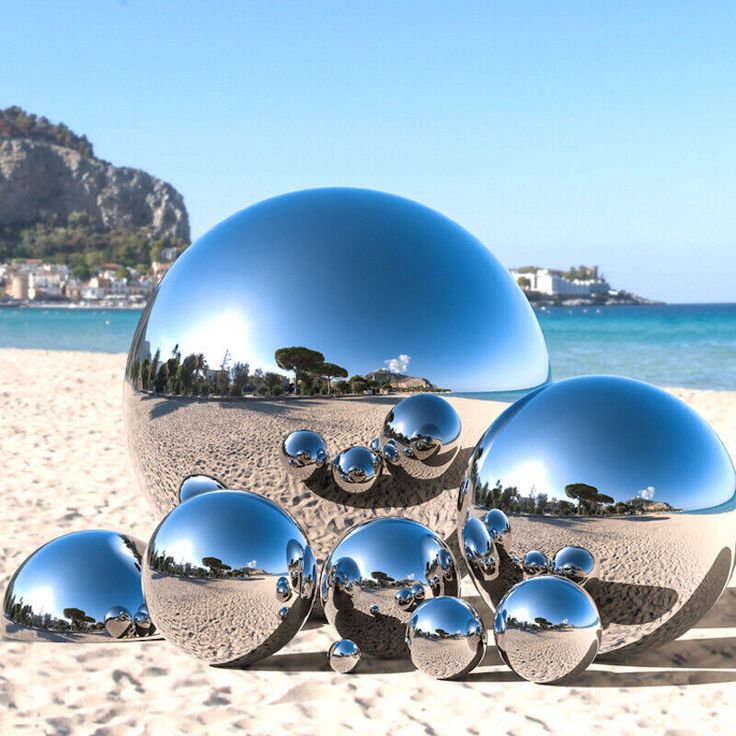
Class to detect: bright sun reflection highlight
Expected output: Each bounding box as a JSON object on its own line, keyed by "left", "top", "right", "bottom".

{"left": 507, "top": 460, "right": 550, "bottom": 496}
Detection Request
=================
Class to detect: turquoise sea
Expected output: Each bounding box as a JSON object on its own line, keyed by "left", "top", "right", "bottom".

{"left": 0, "top": 303, "right": 734, "bottom": 390}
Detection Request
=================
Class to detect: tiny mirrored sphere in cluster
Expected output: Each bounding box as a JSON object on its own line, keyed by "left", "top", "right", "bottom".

{"left": 328, "top": 639, "right": 362, "bottom": 674}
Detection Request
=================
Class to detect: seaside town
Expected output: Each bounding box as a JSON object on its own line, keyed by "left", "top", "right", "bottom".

{"left": 0, "top": 256, "right": 655, "bottom": 308}
{"left": 0, "top": 247, "right": 181, "bottom": 308}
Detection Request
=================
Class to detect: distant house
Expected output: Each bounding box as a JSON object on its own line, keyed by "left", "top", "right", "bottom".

{"left": 510, "top": 267, "right": 611, "bottom": 297}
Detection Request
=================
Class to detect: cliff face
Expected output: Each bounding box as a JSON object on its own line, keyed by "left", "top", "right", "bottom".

{"left": 0, "top": 138, "right": 189, "bottom": 242}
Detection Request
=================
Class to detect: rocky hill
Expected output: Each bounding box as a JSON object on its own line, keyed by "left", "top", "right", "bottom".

{"left": 366, "top": 368, "right": 443, "bottom": 392}
{"left": 0, "top": 107, "right": 189, "bottom": 265}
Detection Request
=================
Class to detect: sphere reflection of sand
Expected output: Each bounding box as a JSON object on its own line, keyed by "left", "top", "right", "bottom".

{"left": 463, "top": 511, "right": 735, "bottom": 654}
{"left": 125, "top": 391, "right": 490, "bottom": 560}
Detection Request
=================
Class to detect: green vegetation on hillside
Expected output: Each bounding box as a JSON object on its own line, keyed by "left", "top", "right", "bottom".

{"left": 0, "top": 211, "right": 186, "bottom": 271}
{"left": 0, "top": 105, "right": 94, "bottom": 156}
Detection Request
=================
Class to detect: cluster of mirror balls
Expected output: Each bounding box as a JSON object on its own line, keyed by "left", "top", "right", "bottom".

{"left": 4, "top": 189, "right": 736, "bottom": 688}
{"left": 280, "top": 393, "right": 462, "bottom": 493}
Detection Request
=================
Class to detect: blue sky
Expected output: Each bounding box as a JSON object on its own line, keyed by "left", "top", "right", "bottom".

{"left": 4, "top": 1, "right": 735, "bottom": 303}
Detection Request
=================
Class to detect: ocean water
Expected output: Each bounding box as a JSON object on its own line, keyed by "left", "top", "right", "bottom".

{"left": 0, "top": 303, "right": 734, "bottom": 391}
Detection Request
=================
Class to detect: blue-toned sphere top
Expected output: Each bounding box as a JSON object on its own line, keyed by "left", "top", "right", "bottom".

{"left": 124, "top": 188, "right": 548, "bottom": 557}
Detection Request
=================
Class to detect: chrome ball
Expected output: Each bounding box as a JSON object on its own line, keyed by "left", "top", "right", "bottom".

{"left": 104, "top": 606, "right": 133, "bottom": 639}
{"left": 494, "top": 576, "right": 601, "bottom": 684}
{"left": 3, "top": 530, "right": 147, "bottom": 642}
{"left": 328, "top": 639, "right": 362, "bottom": 674}
{"left": 331, "top": 446, "right": 383, "bottom": 493}
{"left": 522, "top": 550, "right": 550, "bottom": 577}
{"left": 179, "top": 474, "right": 225, "bottom": 503}
{"left": 406, "top": 596, "right": 486, "bottom": 680}
{"left": 143, "top": 490, "right": 317, "bottom": 665}
{"left": 551, "top": 546, "right": 598, "bottom": 586}
{"left": 383, "top": 394, "right": 462, "bottom": 479}
{"left": 321, "top": 517, "right": 459, "bottom": 658}
{"left": 382, "top": 439, "right": 400, "bottom": 465}
{"left": 133, "top": 604, "right": 155, "bottom": 637}
{"left": 124, "top": 187, "right": 549, "bottom": 559}
{"left": 459, "top": 375, "right": 736, "bottom": 655}
{"left": 281, "top": 430, "right": 329, "bottom": 481}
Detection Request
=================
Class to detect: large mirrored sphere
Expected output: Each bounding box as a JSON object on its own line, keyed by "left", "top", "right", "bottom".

{"left": 321, "top": 517, "right": 460, "bottom": 658}
{"left": 3, "top": 530, "right": 147, "bottom": 642}
{"left": 143, "top": 490, "right": 317, "bottom": 665}
{"left": 494, "top": 576, "right": 601, "bottom": 684}
{"left": 124, "top": 187, "right": 549, "bottom": 559}
{"left": 382, "top": 394, "right": 462, "bottom": 479}
{"left": 459, "top": 375, "right": 736, "bottom": 656}
{"left": 406, "top": 596, "right": 486, "bottom": 679}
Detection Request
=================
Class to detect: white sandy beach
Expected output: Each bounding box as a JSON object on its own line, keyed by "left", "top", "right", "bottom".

{"left": 1, "top": 349, "right": 735, "bottom": 735}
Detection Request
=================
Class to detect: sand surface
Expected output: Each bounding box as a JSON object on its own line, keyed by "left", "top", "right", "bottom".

{"left": 1, "top": 349, "right": 736, "bottom": 735}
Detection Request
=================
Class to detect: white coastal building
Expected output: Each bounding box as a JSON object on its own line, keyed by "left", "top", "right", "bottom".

{"left": 511, "top": 267, "right": 611, "bottom": 297}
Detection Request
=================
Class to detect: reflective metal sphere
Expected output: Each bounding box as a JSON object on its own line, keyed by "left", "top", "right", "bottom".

{"left": 281, "top": 430, "right": 329, "bottom": 481}
{"left": 104, "top": 606, "right": 133, "bottom": 639}
{"left": 321, "top": 517, "right": 459, "bottom": 658}
{"left": 406, "top": 596, "right": 486, "bottom": 680}
{"left": 328, "top": 639, "right": 362, "bottom": 673}
{"left": 3, "top": 530, "right": 147, "bottom": 642}
{"left": 495, "top": 576, "right": 601, "bottom": 684}
{"left": 523, "top": 550, "right": 550, "bottom": 577}
{"left": 125, "top": 188, "right": 549, "bottom": 558}
{"left": 459, "top": 375, "right": 736, "bottom": 655}
{"left": 143, "top": 490, "right": 317, "bottom": 665}
{"left": 331, "top": 446, "right": 383, "bottom": 493}
{"left": 382, "top": 439, "right": 400, "bottom": 465}
{"left": 551, "top": 546, "right": 598, "bottom": 586}
{"left": 382, "top": 394, "right": 462, "bottom": 479}
{"left": 133, "top": 604, "right": 155, "bottom": 637}
{"left": 179, "top": 474, "right": 225, "bottom": 503}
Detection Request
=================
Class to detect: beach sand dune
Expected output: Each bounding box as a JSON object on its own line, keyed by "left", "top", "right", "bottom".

{"left": 1, "top": 349, "right": 735, "bottom": 734}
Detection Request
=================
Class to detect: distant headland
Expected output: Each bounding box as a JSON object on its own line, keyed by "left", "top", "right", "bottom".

{"left": 510, "top": 265, "right": 661, "bottom": 306}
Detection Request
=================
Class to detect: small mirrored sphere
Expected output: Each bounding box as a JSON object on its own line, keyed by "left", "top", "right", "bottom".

{"left": 144, "top": 490, "right": 317, "bottom": 665}
{"left": 125, "top": 187, "right": 549, "bottom": 559}
{"left": 551, "top": 546, "right": 598, "bottom": 586}
{"left": 484, "top": 509, "right": 511, "bottom": 546}
{"left": 382, "top": 439, "right": 400, "bottom": 465}
{"left": 407, "top": 596, "right": 487, "bottom": 680}
{"left": 369, "top": 437, "right": 383, "bottom": 456}
{"left": 459, "top": 375, "right": 736, "bottom": 655}
{"left": 383, "top": 394, "right": 462, "bottom": 479}
{"left": 495, "top": 576, "right": 601, "bottom": 684}
{"left": 461, "top": 517, "right": 496, "bottom": 580}
{"left": 3, "top": 530, "right": 147, "bottom": 642}
{"left": 281, "top": 430, "right": 329, "bottom": 481}
{"left": 523, "top": 550, "right": 550, "bottom": 577}
{"left": 105, "top": 606, "right": 133, "bottom": 639}
{"left": 321, "top": 517, "right": 460, "bottom": 658}
{"left": 179, "top": 474, "right": 225, "bottom": 503}
{"left": 133, "top": 604, "right": 155, "bottom": 637}
{"left": 331, "top": 446, "right": 383, "bottom": 493}
{"left": 328, "top": 639, "right": 362, "bottom": 673}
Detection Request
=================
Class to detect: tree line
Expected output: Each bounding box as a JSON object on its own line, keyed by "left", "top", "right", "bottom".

{"left": 1, "top": 106, "right": 94, "bottom": 156}
{"left": 475, "top": 480, "right": 674, "bottom": 516}
{"left": 129, "top": 344, "right": 394, "bottom": 398}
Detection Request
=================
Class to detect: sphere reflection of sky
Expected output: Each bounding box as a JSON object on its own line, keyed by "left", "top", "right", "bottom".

{"left": 331, "top": 518, "right": 446, "bottom": 584}
{"left": 148, "top": 491, "right": 305, "bottom": 575}
{"left": 5, "top": 531, "right": 144, "bottom": 623}
{"left": 473, "top": 376, "right": 736, "bottom": 511}
{"left": 134, "top": 188, "right": 549, "bottom": 393}
{"left": 498, "top": 577, "right": 600, "bottom": 629}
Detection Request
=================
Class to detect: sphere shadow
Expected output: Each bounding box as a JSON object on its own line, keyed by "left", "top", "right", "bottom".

{"left": 304, "top": 447, "right": 473, "bottom": 510}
